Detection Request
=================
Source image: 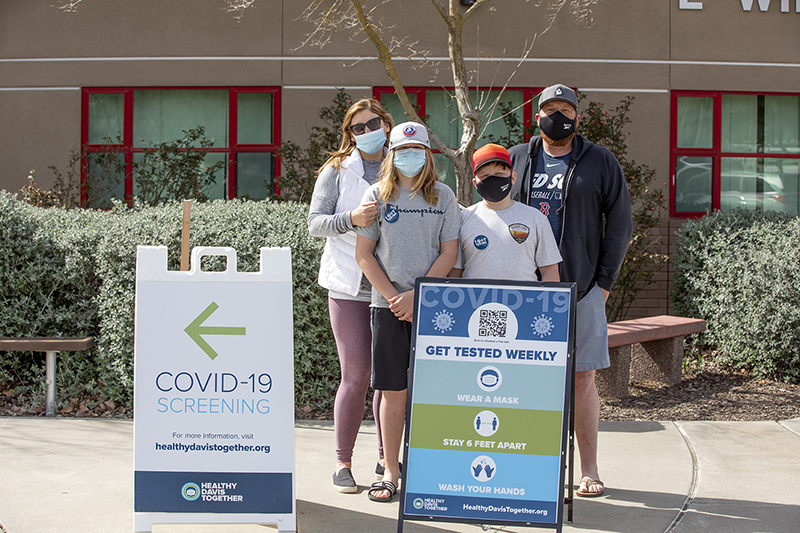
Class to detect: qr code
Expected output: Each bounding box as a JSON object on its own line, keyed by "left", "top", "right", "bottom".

{"left": 478, "top": 309, "right": 507, "bottom": 337}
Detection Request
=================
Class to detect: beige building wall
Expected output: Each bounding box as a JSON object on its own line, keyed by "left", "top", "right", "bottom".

{"left": 2, "top": 0, "right": 799, "bottom": 318}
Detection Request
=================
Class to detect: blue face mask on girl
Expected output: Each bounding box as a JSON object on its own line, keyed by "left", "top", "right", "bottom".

{"left": 354, "top": 127, "right": 387, "bottom": 155}
{"left": 393, "top": 148, "right": 427, "bottom": 177}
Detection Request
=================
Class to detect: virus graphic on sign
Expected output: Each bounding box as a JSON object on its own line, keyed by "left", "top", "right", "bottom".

{"left": 531, "top": 314, "right": 554, "bottom": 337}
{"left": 432, "top": 310, "right": 455, "bottom": 333}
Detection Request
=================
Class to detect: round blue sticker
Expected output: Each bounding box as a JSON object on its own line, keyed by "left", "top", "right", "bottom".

{"left": 384, "top": 204, "right": 400, "bottom": 224}
{"left": 473, "top": 235, "right": 489, "bottom": 250}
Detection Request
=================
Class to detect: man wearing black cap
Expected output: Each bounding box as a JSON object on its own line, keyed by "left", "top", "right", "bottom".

{"left": 509, "top": 84, "right": 632, "bottom": 497}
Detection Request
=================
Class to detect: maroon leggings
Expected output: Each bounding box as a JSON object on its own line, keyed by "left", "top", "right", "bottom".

{"left": 328, "top": 297, "right": 383, "bottom": 463}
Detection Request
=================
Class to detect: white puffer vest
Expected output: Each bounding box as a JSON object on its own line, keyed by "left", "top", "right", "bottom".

{"left": 317, "top": 150, "right": 376, "bottom": 296}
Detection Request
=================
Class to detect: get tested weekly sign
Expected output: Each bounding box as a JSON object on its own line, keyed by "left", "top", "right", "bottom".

{"left": 400, "top": 279, "right": 575, "bottom": 531}
{"left": 133, "top": 246, "right": 295, "bottom": 533}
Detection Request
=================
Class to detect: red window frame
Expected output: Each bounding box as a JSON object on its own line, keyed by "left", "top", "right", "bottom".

{"left": 372, "top": 86, "right": 542, "bottom": 150}
{"left": 670, "top": 89, "right": 800, "bottom": 218}
{"left": 81, "top": 86, "right": 281, "bottom": 206}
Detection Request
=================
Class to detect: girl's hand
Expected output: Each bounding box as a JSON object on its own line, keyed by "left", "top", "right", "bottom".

{"left": 389, "top": 290, "right": 414, "bottom": 322}
{"left": 350, "top": 200, "right": 379, "bottom": 227}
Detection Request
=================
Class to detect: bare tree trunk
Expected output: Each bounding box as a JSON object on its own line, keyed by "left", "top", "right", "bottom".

{"left": 438, "top": 0, "right": 481, "bottom": 205}
{"left": 425, "top": 0, "right": 491, "bottom": 204}
{"left": 349, "top": 1, "right": 457, "bottom": 167}
{"left": 349, "top": 0, "right": 492, "bottom": 205}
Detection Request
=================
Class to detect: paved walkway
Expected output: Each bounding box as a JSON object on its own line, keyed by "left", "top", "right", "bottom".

{"left": 0, "top": 417, "right": 798, "bottom": 532}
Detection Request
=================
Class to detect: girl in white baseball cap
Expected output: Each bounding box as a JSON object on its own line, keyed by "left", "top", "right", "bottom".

{"left": 354, "top": 121, "right": 461, "bottom": 502}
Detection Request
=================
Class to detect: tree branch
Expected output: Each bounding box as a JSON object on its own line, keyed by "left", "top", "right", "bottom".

{"left": 429, "top": 0, "right": 448, "bottom": 22}
{"left": 54, "top": 0, "right": 83, "bottom": 12}
{"left": 462, "top": 0, "right": 493, "bottom": 21}
{"left": 478, "top": 36, "right": 537, "bottom": 139}
{"left": 349, "top": 0, "right": 454, "bottom": 160}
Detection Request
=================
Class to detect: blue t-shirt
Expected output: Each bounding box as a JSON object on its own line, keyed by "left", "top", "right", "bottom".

{"left": 530, "top": 151, "right": 570, "bottom": 244}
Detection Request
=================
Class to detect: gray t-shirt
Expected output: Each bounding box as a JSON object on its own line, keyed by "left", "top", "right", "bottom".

{"left": 355, "top": 181, "right": 461, "bottom": 307}
{"left": 455, "top": 201, "right": 562, "bottom": 281}
{"left": 531, "top": 151, "right": 569, "bottom": 244}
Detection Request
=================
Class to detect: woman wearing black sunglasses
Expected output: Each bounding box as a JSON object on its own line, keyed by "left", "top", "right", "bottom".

{"left": 308, "top": 98, "right": 395, "bottom": 493}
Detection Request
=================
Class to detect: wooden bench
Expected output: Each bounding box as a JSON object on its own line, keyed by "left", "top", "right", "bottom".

{"left": 595, "top": 316, "right": 706, "bottom": 399}
{"left": 0, "top": 337, "right": 95, "bottom": 415}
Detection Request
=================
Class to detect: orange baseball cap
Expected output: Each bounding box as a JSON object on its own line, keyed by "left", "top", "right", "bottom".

{"left": 472, "top": 144, "right": 512, "bottom": 174}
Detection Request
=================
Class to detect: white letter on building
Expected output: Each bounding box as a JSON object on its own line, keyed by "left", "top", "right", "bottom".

{"left": 740, "top": 0, "right": 772, "bottom": 11}
{"left": 680, "top": 0, "right": 704, "bottom": 9}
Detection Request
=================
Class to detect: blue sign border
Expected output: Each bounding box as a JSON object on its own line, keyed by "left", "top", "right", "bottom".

{"left": 398, "top": 278, "right": 576, "bottom": 533}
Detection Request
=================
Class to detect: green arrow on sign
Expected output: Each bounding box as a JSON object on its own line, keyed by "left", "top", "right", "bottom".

{"left": 185, "top": 302, "right": 246, "bottom": 360}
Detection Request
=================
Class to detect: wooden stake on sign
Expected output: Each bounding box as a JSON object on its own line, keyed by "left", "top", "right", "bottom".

{"left": 180, "top": 200, "right": 191, "bottom": 271}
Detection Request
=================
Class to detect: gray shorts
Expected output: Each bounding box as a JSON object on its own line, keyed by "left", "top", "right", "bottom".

{"left": 575, "top": 284, "right": 610, "bottom": 372}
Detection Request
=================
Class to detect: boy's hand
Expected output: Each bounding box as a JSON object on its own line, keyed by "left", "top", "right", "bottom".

{"left": 389, "top": 290, "right": 414, "bottom": 322}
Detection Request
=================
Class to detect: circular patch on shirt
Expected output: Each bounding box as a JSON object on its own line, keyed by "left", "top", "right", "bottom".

{"left": 508, "top": 223, "right": 530, "bottom": 244}
{"left": 384, "top": 204, "right": 400, "bottom": 223}
{"left": 403, "top": 124, "right": 416, "bottom": 136}
{"left": 473, "top": 235, "right": 489, "bottom": 250}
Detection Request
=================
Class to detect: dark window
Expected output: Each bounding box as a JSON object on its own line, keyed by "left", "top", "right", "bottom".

{"left": 82, "top": 87, "right": 280, "bottom": 207}
{"left": 671, "top": 91, "right": 800, "bottom": 217}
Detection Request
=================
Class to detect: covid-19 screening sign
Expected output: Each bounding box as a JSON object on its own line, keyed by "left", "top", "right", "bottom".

{"left": 399, "top": 278, "right": 576, "bottom": 532}
{"left": 133, "top": 246, "right": 296, "bottom": 533}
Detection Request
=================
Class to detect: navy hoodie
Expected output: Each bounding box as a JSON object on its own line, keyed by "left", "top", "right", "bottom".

{"left": 509, "top": 135, "right": 633, "bottom": 301}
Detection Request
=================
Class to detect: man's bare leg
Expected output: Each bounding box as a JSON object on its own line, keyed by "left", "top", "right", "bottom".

{"left": 574, "top": 370, "right": 603, "bottom": 494}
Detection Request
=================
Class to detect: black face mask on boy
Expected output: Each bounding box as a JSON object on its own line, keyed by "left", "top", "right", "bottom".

{"left": 538, "top": 110, "right": 576, "bottom": 141}
{"left": 475, "top": 174, "right": 513, "bottom": 203}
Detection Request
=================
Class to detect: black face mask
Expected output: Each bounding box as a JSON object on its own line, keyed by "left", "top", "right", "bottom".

{"left": 538, "top": 110, "right": 576, "bottom": 141}
{"left": 475, "top": 174, "right": 513, "bottom": 203}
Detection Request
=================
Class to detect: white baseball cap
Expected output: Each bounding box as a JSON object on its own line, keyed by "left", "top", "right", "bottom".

{"left": 389, "top": 122, "right": 430, "bottom": 150}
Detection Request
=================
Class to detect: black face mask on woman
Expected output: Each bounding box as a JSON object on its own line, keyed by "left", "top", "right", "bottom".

{"left": 538, "top": 110, "right": 576, "bottom": 141}
{"left": 475, "top": 174, "right": 513, "bottom": 203}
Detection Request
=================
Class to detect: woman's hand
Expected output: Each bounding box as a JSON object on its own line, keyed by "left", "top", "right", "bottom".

{"left": 350, "top": 200, "right": 379, "bottom": 227}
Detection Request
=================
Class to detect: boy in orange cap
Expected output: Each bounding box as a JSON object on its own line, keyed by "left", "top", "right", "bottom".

{"left": 449, "top": 143, "right": 561, "bottom": 282}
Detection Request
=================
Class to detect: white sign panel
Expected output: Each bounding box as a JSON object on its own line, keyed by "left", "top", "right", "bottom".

{"left": 133, "top": 246, "right": 295, "bottom": 533}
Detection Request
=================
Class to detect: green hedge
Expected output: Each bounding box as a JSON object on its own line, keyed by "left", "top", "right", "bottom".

{"left": 0, "top": 192, "right": 339, "bottom": 411}
{"left": 672, "top": 208, "right": 800, "bottom": 382}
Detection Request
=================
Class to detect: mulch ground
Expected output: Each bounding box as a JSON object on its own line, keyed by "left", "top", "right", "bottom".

{"left": 600, "top": 361, "right": 800, "bottom": 422}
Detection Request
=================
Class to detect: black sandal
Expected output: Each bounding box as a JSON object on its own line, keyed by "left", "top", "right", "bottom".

{"left": 368, "top": 480, "right": 397, "bottom": 502}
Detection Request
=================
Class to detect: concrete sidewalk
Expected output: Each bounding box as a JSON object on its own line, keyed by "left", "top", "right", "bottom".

{"left": 0, "top": 417, "right": 798, "bottom": 533}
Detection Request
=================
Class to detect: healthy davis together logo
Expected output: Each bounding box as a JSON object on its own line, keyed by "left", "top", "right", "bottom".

{"left": 181, "top": 482, "right": 200, "bottom": 501}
